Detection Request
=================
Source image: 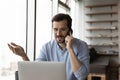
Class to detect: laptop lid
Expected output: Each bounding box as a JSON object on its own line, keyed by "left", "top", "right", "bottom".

{"left": 18, "top": 61, "right": 66, "bottom": 80}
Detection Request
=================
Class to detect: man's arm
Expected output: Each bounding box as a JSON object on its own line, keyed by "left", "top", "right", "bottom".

{"left": 65, "top": 35, "right": 89, "bottom": 79}
{"left": 8, "top": 42, "right": 29, "bottom": 61}
{"left": 67, "top": 48, "right": 82, "bottom": 72}
{"left": 65, "top": 34, "right": 82, "bottom": 72}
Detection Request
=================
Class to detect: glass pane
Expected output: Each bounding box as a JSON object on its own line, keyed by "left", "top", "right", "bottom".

{"left": 58, "top": 6, "right": 67, "bottom": 13}
{"left": 36, "top": 1, "right": 52, "bottom": 57}
{"left": 60, "top": 0, "right": 66, "bottom": 3}
{"left": 58, "top": 4, "right": 70, "bottom": 14}
{"left": 0, "top": 0, "right": 26, "bottom": 80}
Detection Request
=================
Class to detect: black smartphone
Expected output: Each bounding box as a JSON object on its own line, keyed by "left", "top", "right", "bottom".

{"left": 67, "top": 30, "right": 72, "bottom": 36}
{"left": 67, "top": 31, "right": 70, "bottom": 36}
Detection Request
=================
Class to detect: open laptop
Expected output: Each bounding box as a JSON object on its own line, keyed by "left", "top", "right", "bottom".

{"left": 18, "top": 61, "right": 66, "bottom": 80}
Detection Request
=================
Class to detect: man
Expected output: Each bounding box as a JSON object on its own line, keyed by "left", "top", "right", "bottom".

{"left": 8, "top": 13, "right": 90, "bottom": 80}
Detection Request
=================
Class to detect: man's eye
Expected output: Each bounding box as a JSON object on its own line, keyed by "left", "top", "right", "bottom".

{"left": 54, "top": 29, "right": 57, "bottom": 31}
{"left": 61, "top": 29, "right": 66, "bottom": 31}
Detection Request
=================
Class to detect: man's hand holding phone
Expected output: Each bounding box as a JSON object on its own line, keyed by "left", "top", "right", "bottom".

{"left": 65, "top": 32, "right": 74, "bottom": 51}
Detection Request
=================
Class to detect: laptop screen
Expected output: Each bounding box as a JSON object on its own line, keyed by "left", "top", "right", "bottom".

{"left": 18, "top": 61, "right": 66, "bottom": 80}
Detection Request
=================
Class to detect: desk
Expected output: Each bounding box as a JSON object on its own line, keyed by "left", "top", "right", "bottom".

{"left": 90, "top": 56, "right": 109, "bottom": 73}
{"left": 88, "top": 56, "right": 109, "bottom": 80}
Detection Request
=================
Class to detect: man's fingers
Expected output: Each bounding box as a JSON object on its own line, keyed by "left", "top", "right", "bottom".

{"left": 8, "top": 43, "right": 12, "bottom": 50}
{"left": 10, "top": 42, "right": 18, "bottom": 46}
{"left": 8, "top": 43, "right": 16, "bottom": 53}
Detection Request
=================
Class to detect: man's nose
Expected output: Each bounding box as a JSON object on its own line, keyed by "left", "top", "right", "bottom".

{"left": 57, "top": 30, "right": 61, "bottom": 35}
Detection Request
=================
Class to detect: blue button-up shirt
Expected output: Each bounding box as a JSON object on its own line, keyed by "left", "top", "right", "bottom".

{"left": 36, "top": 38, "right": 90, "bottom": 80}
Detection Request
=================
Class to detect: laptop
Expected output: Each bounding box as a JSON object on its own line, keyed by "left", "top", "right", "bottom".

{"left": 18, "top": 61, "right": 66, "bottom": 80}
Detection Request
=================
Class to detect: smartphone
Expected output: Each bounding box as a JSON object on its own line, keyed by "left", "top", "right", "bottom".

{"left": 67, "top": 30, "right": 72, "bottom": 36}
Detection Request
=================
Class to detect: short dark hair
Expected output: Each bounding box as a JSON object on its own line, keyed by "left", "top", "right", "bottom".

{"left": 52, "top": 13, "right": 73, "bottom": 34}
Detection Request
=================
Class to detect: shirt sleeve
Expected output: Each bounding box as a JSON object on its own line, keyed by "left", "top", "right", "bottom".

{"left": 35, "top": 44, "right": 48, "bottom": 61}
{"left": 74, "top": 41, "right": 90, "bottom": 79}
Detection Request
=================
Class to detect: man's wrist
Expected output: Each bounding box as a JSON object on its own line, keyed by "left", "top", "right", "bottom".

{"left": 22, "top": 55, "right": 29, "bottom": 61}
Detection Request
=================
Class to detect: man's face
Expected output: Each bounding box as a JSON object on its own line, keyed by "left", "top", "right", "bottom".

{"left": 52, "top": 20, "right": 69, "bottom": 44}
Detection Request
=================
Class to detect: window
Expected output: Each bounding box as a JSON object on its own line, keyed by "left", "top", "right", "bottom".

{"left": 0, "top": 0, "right": 77, "bottom": 80}
{"left": 59, "top": 0, "right": 71, "bottom": 7}
{"left": 58, "top": 0, "right": 71, "bottom": 14}
{"left": 0, "top": 0, "right": 26, "bottom": 80}
{"left": 36, "top": 0, "right": 52, "bottom": 58}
